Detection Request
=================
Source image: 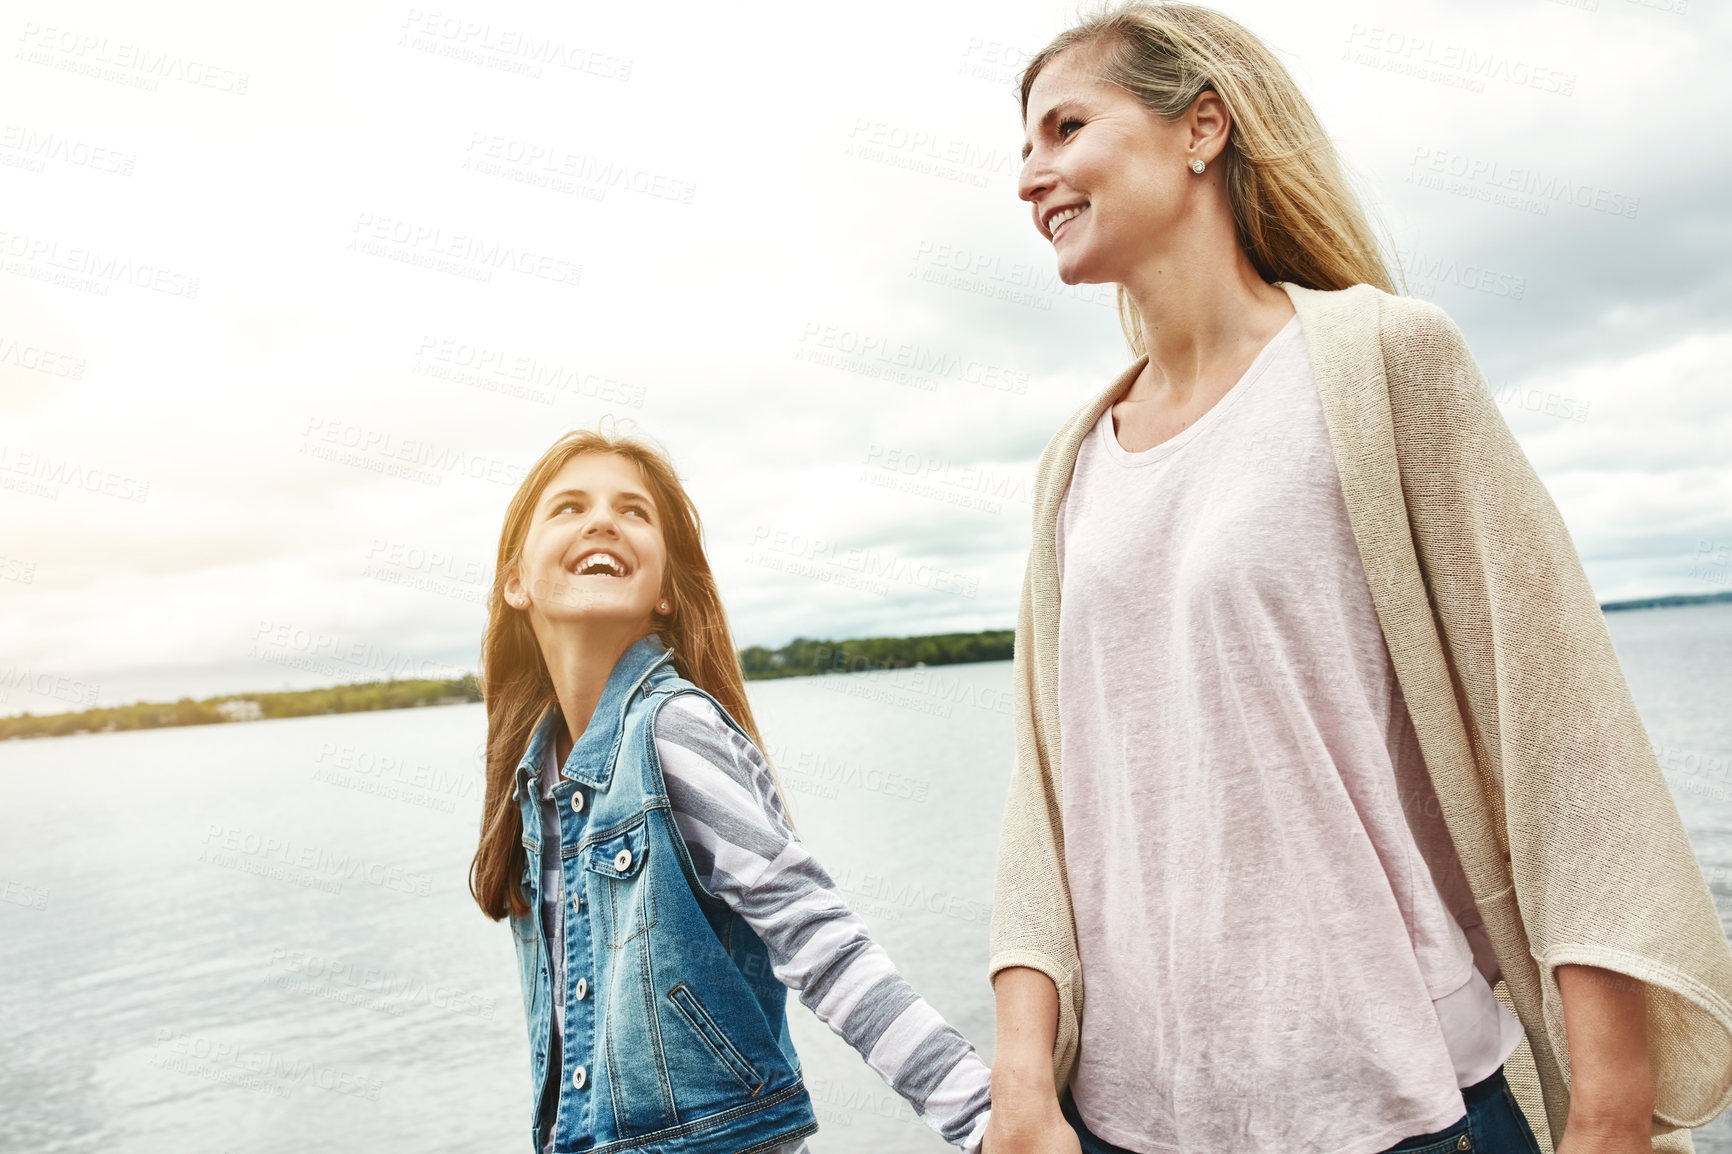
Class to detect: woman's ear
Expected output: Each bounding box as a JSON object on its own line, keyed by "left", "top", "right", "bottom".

{"left": 1189, "top": 90, "right": 1231, "bottom": 163}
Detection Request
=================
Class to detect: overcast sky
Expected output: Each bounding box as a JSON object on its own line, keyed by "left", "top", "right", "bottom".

{"left": 2, "top": 0, "right": 1728, "bottom": 713}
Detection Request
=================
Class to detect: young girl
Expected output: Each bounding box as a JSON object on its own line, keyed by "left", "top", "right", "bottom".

{"left": 469, "top": 429, "right": 992, "bottom": 1154}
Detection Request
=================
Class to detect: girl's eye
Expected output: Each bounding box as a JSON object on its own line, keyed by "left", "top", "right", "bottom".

{"left": 1057, "top": 119, "right": 1083, "bottom": 140}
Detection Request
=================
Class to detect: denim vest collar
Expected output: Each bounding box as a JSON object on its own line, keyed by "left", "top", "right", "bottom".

{"left": 510, "top": 633, "right": 676, "bottom": 800}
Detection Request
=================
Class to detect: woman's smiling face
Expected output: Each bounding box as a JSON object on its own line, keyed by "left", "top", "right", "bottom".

{"left": 505, "top": 451, "right": 667, "bottom": 634}
{"left": 1018, "top": 47, "right": 1203, "bottom": 286}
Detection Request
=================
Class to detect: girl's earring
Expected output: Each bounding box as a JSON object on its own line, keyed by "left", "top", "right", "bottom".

{"left": 657, "top": 601, "right": 671, "bottom": 614}
{"left": 1189, "top": 159, "right": 1206, "bottom": 174}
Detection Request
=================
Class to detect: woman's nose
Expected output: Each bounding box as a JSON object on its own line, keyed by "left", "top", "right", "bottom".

{"left": 1018, "top": 154, "right": 1049, "bottom": 204}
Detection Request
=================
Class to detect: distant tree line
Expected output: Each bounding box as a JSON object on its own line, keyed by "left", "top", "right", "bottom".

{"left": 2, "top": 630, "right": 1022, "bottom": 741}
{"left": 0, "top": 675, "right": 481, "bottom": 741}
{"left": 738, "top": 630, "right": 1015, "bottom": 679}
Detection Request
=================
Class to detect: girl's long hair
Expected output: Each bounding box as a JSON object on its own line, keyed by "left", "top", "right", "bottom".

{"left": 1020, "top": 2, "right": 1400, "bottom": 355}
{"left": 469, "top": 428, "right": 776, "bottom": 920}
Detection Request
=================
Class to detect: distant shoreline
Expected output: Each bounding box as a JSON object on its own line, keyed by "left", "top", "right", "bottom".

{"left": 5, "top": 592, "right": 1726, "bottom": 741}
{"left": 0, "top": 630, "right": 1013, "bottom": 741}
{"left": 1598, "top": 590, "right": 1732, "bottom": 613}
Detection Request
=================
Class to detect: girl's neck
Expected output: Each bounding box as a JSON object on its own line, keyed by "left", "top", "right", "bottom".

{"left": 540, "top": 622, "right": 651, "bottom": 768}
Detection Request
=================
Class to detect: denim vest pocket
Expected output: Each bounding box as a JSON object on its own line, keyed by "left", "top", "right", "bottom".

{"left": 584, "top": 818, "right": 656, "bottom": 948}
{"left": 666, "top": 981, "right": 766, "bottom": 1095}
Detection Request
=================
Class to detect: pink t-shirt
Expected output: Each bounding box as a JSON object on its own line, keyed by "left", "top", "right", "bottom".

{"left": 1055, "top": 315, "right": 1523, "bottom": 1154}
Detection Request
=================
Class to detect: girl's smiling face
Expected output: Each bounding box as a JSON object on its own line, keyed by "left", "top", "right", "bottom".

{"left": 1018, "top": 47, "right": 1210, "bottom": 286}
{"left": 504, "top": 451, "right": 667, "bottom": 633}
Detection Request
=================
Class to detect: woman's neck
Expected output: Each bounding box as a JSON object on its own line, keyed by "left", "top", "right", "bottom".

{"left": 1117, "top": 218, "right": 1294, "bottom": 399}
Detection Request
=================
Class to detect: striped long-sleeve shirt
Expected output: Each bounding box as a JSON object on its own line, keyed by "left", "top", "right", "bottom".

{"left": 539, "top": 693, "right": 992, "bottom": 1154}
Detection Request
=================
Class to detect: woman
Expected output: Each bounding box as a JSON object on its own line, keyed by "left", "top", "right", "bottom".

{"left": 468, "top": 430, "right": 993, "bottom": 1153}
{"left": 983, "top": 6, "right": 1732, "bottom": 1154}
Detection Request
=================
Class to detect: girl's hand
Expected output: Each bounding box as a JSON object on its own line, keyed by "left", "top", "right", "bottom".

{"left": 981, "top": 1072, "right": 1082, "bottom": 1154}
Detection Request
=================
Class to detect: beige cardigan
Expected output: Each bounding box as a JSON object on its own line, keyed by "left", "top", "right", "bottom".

{"left": 989, "top": 281, "right": 1732, "bottom": 1152}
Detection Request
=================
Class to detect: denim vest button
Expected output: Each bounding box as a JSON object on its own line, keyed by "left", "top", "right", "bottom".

{"left": 572, "top": 1065, "right": 587, "bottom": 1090}
{"left": 613, "top": 848, "right": 632, "bottom": 871}
{"left": 575, "top": 977, "right": 588, "bottom": 1000}
{"left": 570, "top": 791, "right": 585, "bottom": 813}
{"left": 571, "top": 891, "right": 583, "bottom": 912}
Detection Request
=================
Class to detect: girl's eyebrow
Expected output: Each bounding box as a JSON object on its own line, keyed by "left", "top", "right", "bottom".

{"left": 540, "top": 487, "right": 656, "bottom": 511}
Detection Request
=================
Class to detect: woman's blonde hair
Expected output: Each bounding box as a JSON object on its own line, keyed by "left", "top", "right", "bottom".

{"left": 469, "top": 427, "right": 782, "bottom": 920}
{"left": 1021, "top": 2, "right": 1399, "bottom": 354}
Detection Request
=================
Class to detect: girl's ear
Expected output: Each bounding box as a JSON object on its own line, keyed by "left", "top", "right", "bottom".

{"left": 503, "top": 568, "right": 527, "bottom": 610}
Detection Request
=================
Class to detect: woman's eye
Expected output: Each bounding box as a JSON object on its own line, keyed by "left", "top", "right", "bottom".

{"left": 1057, "top": 119, "right": 1083, "bottom": 140}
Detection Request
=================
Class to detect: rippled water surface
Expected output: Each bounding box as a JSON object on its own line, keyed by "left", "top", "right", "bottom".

{"left": 1, "top": 605, "right": 1728, "bottom": 1153}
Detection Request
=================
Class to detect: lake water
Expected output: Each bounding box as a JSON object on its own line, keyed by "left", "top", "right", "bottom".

{"left": 1, "top": 602, "right": 1728, "bottom": 1154}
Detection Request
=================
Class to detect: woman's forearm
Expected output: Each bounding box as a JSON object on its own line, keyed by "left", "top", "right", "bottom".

{"left": 984, "top": 966, "right": 1081, "bottom": 1154}
{"left": 1556, "top": 963, "right": 1653, "bottom": 1139}
{"left": 990, "top": 966, "right": 1062, "bottom": 1095}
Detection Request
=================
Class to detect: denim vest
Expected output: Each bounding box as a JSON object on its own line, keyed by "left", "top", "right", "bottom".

{"left": 509, "top": 634, "right": 817, "bottom": 1154}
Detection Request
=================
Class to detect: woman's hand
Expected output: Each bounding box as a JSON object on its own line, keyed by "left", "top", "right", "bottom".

{"left": 981, "top": 1069, "right": 1082, "bottom": 1154}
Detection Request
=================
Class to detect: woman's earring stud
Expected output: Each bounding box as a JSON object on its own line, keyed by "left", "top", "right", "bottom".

{"left": 1189, "top": 159, "right": 1206, "bottom": 174}
{"left": 658, "top": 601, "right": 670, "bottom": 614}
